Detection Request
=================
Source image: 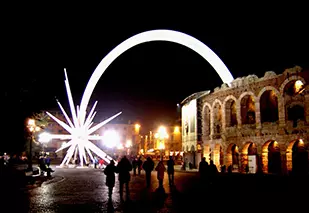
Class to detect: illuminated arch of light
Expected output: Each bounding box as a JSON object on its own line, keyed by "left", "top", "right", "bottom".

{"left": 46, "top": 29, "right": 234, "bottom": 168}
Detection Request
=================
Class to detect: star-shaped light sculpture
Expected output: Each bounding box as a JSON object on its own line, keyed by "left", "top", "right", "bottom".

{"left": 46, "top": 69, "right": 121, "bottom": 167}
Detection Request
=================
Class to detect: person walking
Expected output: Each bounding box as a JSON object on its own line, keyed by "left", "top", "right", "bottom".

{"left": 104, "top": 160, "right": 117, "bottom": 200}
{"left": 44, "top": 154, "right": 51, "bottom": 168}
{"left": 137, "top": 157, "right": 143, "bottom": 175}
{"left": 132, "top": 157, "right": 138, "bottom": 176}
{"left": 116, "top": 155, "right": 132, "bottom": 201}
{"left": 198, "top": 157, "right": 209, "bottom": 185}
{"left": 167, "top": 156, "right": 175, "bottom": 186}
{"left": 155, "top": 160, "right": 166, "bottom": 188}
{"left": 208, "top": 160, "right": 218, "bottom": 185}
{"left": 142, "top": 157, "right": 154, "bottom": 188}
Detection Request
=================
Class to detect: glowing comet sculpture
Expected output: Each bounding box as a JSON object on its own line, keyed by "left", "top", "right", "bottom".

{"left": 46, "top": 69, "right": 121, "bottom": 168}
{"left": 46, "top": 29, "right": 234, "bottom": 169}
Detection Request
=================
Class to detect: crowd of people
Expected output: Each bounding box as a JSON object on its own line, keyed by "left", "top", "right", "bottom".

{"left": 103, "top": 155, "right": 176, "bottom": 201}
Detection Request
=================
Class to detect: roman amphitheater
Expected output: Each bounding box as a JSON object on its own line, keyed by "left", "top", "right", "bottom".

{"left": 183, "top": 66, "right": 309, "bottom": 175}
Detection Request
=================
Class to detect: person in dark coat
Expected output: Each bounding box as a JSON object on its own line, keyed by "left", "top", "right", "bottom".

{"left": 137, "top": 157, "right": 143, "bottom": 175}
{"left": 142, "top": 157, "right": 154, "bottom": 187}
{"left": 132, "top": 157, "right": 138, "bottom": 176}
{"left": 208, "top": 160, "right": 218, "bottom": 185}
{"left": 116, "top": 156, "right": 132, "bottom": 201}
{"left": 198, "top": 157, "right": 209, "bottom": 183}
{"left": 104, "top": 160, "right": 117, "bottom": 199}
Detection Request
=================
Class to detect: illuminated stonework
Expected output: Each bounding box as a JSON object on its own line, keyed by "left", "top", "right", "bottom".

{"left": 47, "top": 29, "right": 234, "bottom": 168}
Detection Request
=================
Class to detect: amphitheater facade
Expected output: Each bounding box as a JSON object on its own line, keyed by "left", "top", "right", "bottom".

{"left": 181, "top": 66, "right": 309, "bottom": 174}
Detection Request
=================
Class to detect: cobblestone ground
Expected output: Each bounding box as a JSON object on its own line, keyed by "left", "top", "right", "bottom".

{"left": 1, "top": 166, "right": 308, "bottom": 212}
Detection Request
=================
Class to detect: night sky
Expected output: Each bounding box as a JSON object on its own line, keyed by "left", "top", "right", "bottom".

{"left": 2, "top": 9, "right": 308, "bottom": 152}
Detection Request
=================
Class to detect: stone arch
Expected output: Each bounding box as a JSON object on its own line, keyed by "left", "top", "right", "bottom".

{"left": 223, "top": 95, "right": 238, "bottom": 128}
{"left": 258, "top": 86, "right": 280, "bottom": 99}
{"left": 279, "top": 76, "right": 306, "bottom": 94}
{"left": 212, "top": 99, "right": 223, "bottom": 135}
{"left": 214, "top": 144, "right": 224, "bottom": 167}
{"left": 286, "top": 139, "right": 308, "bottom": 175}
{"left": 212, "top": 99, "right": 223, "bottom": 109}
{"left": 239, "top": 92, "right": 257, "bottom": 125}
{"left": 262, "top": 140, "right": 281, "bottom": 174}
{"left": 281, "top": 77, "right": 306, "bottom": 128}
{"left": 202, "top": 102, "right": 212, "bottom": 137}
{"left": 240, "top": 142, "right": 258, "bottom": 173}
{"left": 226, "top": 143, "right": 240, "bottom": 171}
{"left": 239, "top": 91, "right": 257, "bottom": 103}
{"left": 258, "top": 86, "right": 280, "bottom": 123}
{"left": 79, "top": 29, "right": 234, "bottom": 122}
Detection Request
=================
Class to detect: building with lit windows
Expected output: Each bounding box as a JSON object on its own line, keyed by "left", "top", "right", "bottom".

{"left": 141, "top": 125, "right": 182, "bottom": 160}
{"left": 181, "top": 66, "right": 309, "bottom": 174}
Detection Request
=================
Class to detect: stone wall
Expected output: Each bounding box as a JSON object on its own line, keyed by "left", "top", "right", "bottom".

{"left": 197, "top": 66, "right": 309, "bottom": 174}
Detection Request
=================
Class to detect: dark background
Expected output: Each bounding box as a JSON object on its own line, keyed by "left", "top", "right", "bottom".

{"left": 1, "top": 7, "right": 308, "bottom": 152}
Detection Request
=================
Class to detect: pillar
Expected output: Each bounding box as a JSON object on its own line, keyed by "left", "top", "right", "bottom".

{"left": 255, "top": 100, "right": 261, "bottom": 129}
{"left": 304, "top": 93, "right": 309, "bottom": 124}
{"left": 280, "top": 151, "right": 288, "bottom": 175}
{"left": 278, "top": 97, "right": 286, "bottom": 128}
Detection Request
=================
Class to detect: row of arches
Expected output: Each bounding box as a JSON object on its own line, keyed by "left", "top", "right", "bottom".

{"left": 203, "top": 77, "right": 306, "bottom": 136}
{"left": 204, "top": 139, "right": 308, "bottom": 175}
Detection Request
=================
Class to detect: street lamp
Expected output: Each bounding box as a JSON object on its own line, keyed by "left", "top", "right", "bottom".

{"left": 125, "top": 139, "right": 132, "bottom": 155}
{"left": 155, "top": 126, "right": 168, "bottom": 161}
{"left": 27, "top": 118, "right": 41, "bottom": 171}
{"left": 38, "top": 132, "right": 52, "bottom": 153}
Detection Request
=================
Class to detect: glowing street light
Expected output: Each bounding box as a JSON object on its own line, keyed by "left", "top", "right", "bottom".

{"left": 39, "top": 132, "right": 52, "bottom": 143}
{"left": 155, "top": 126, "right": 168, "bottom": 160}
{"left": 102, "top": 130, "right": 120, "bottom": 148}
{"left": 27, "top": 118, "right": 41, "bottom": 170}
{"left": 125, "top": 139, "right": 132, "bottom": 155}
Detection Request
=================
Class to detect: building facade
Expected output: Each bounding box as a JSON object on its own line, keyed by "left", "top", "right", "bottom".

{"left": 141, "top": 126, "right": 182, "bottom": 159}
{"left": 182, "top": 66, "right": 309, "bottom": 174}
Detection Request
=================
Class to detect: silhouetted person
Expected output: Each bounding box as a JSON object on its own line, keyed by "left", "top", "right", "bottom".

{"left": 104, "top": 160, "right": 117, "bottom": 200}
{"left": 137, "top": 157, "right": 143, "bottom": 175}
{"left": 142, "top": 157, "right": 154, "bottom": 187}
{"left": 221, "top": 165, "right": 226, "bottom": 173}
{"left": 167, "top": 156, "right": 175, "bottom": 186}
{"left": 208, "top": 160, "right": 218, "bottom": 184}
{"left": 132, "top": 157, "right": 138, "bottom": 176}
{"left": 155, "top": 160, "right": 166, "bottom": 188}
{"left": 39, "top": 156, "right": 47, "bottom": 175}
{"left": 227, "top": 164, "right": 233, "bottom": 174}
{"left": 199, "top": 157, "right": 209, "bottom": 183}
{"left": 116, "top": 156, "right": 132, "bottom": 201}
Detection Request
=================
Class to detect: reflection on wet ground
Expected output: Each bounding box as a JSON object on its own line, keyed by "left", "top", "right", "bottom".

{"left": 1, "top": 167, "right": 308, "bottom": 212}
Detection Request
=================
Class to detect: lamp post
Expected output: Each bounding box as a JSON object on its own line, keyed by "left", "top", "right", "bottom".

{"left": 27, "top": 118, "right": 41, "bottom": 171}
{"left": 155, "top": 126, "right": 168, "bottom": 161}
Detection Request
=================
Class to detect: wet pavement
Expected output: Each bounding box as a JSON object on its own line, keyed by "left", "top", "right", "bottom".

{"left": 1, "top": 166, "right": 308, "bottom": 212}
{"left": 2, "top": 166, "right": 199, "bottom": 212}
